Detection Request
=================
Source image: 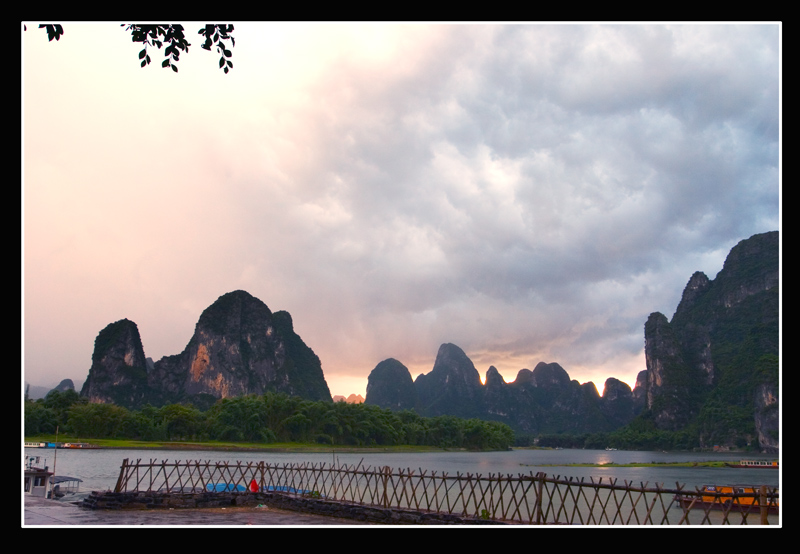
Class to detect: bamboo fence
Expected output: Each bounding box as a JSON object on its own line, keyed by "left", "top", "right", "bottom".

{"left": 113, "top": 458, "right": 779, "bottom": 525}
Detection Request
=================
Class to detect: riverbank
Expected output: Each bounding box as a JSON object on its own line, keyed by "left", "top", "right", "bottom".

{"left": 24, "top": 437, "right": 462, "bottom": 454}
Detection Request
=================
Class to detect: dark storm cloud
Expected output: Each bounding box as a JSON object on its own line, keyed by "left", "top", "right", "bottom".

{"left": 280, "top": 24, "right": 778, "bottom": 386}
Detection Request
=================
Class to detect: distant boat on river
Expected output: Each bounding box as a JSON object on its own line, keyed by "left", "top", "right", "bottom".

{"left": 23, "top": 441, "right": 98, "bottom": 449}
{"left": 724, "top": 460, "right": 778, "bottom": 469}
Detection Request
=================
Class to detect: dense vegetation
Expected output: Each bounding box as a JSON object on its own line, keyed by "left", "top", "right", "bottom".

{"left": 24, "top": 389, "right": 514, "bottom": 451}
{"left": 524, "top": 422, "right": 704, "bottom": 452}
{"left": 517, "top": 401, "right": 768, "bottom": 452}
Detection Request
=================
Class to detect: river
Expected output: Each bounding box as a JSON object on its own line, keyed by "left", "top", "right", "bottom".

{"left": 25, "top": 446, "right": 779, "bottom": 496}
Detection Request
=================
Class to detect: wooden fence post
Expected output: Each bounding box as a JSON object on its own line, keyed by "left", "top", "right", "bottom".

{"left": 535, "top": 472, "right": 545, "bottom": 524}
{"left": 114, "top": 458, "right": 128, "bottom": 493}
{"left": 382, "top": 466, "right": 390, "bottom": 508}
{"left": 760, "top": 485, "right": 768, "bottom": 525}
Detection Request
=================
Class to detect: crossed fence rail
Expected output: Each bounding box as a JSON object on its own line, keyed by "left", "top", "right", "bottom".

{"left": 113, "top": 458, "right": 779, "bottom": 525}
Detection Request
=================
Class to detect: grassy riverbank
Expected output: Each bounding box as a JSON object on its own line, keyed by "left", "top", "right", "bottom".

{"left": 24, "top": 436, "right": 458, "bottom": 453}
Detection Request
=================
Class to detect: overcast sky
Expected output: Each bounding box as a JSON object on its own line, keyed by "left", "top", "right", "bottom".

{"left": 23, "top": 23, "right": 780, "bottom": 399}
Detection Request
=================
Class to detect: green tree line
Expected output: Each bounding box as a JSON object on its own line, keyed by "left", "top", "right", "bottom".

{"left": 519, "top": 416, "right": 755, "bottom": 452}
{"left": 24, "top": 390, "right": 514, "bottom": 451}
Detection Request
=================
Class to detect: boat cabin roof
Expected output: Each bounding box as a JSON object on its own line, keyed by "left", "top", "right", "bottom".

{"left": 52, "top": 476, "right": 83, "bottom": 484}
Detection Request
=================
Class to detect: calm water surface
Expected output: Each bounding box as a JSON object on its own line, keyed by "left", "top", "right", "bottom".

{"left": 25, "top": 447, "right": 779, "bottom": 495}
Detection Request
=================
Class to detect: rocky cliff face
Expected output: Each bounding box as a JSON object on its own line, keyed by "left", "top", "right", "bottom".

{"left": 631, "top": 370, "right": 648, "bottom": 408}
{"left": 643, "top": 312, "right": 703, "bottom": 430}
{"left": 366, "top": 345, "right": 643, "bottom": 435}
{"left": 81, "top": 291, "right": 332, "bottom": 408}
{"left": 754, "top": 382, "right": 779, "bottom": 452}
{"left": 364, "top": 358, "right": 417, "bottom": 411}
{"left": 641, "top": 231, "right": 779, "bottom": 450}
{"left": 600, "top": 378, "right": 637, "bottom": 429}
{"left": 414, "top": 344, "right": 485, "bottom": 419}
{"left": 81, "top": 319, "right": 150, "bottom": 407}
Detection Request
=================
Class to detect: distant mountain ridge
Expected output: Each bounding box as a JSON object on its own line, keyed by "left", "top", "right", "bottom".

{"left": 25, "top": 379, "right": 79, "bottom": 400}
{"left": 365, "top": 231, "right": 779, "bottom": 449}
{"left": 333, "top": 394, "right": 365, "bottom": 404}
{"left": 80, "top": 290, "right": 332, "bottom": 409}
{"left": 366, "top": 343, "right": 642, "bottom": 435}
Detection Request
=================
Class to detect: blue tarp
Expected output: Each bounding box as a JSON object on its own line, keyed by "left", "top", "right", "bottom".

{"left": 206, "top": 483, "right": 247, "bottom": 492}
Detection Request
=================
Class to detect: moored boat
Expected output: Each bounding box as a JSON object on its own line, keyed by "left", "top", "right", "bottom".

{"left": 24, "top": 456, "right": 53, "bottom": 497}
{"left": 50, "top": 475, "right": 83, "bottom": 497}
{"left": 724, "top": 459, "right": 778, "bottom": 469}
{"left": 673, "top": 485, "right": 779, "bottom": 515}
{"left": 24, "top": 441, "right": 99, "bottom": 449}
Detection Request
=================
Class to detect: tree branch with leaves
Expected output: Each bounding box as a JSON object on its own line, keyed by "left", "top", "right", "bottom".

{"left": 25, "top": 23, "right": 235, "bottom": 74}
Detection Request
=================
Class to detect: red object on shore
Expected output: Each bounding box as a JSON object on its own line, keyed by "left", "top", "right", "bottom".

{"left": 249, "top": 479, "right": 258, "bottom": 492}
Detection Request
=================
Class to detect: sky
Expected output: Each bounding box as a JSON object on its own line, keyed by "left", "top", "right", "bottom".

{"left": 22, "top": 22, "right": 780, "bottom": 400}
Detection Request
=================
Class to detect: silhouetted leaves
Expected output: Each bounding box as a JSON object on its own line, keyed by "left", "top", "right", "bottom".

{"left": 124, "top": 24, "right": 192, "bottom": 73}
{"left": 198, "top": 24, "right": 235, "bottom": 74}
{"left": 27, "top": 23, "right": 234, "bottom": 74}
{"left": 39, "top": 24, "right": 64, "bottom": 42}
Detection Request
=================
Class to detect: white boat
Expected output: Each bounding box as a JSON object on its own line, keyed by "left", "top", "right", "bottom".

{"left": 51, "top": 475, "right": 83, "bottom": 497}
{"left": 24, "top": 456, "right": 53, "bottom": 497}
